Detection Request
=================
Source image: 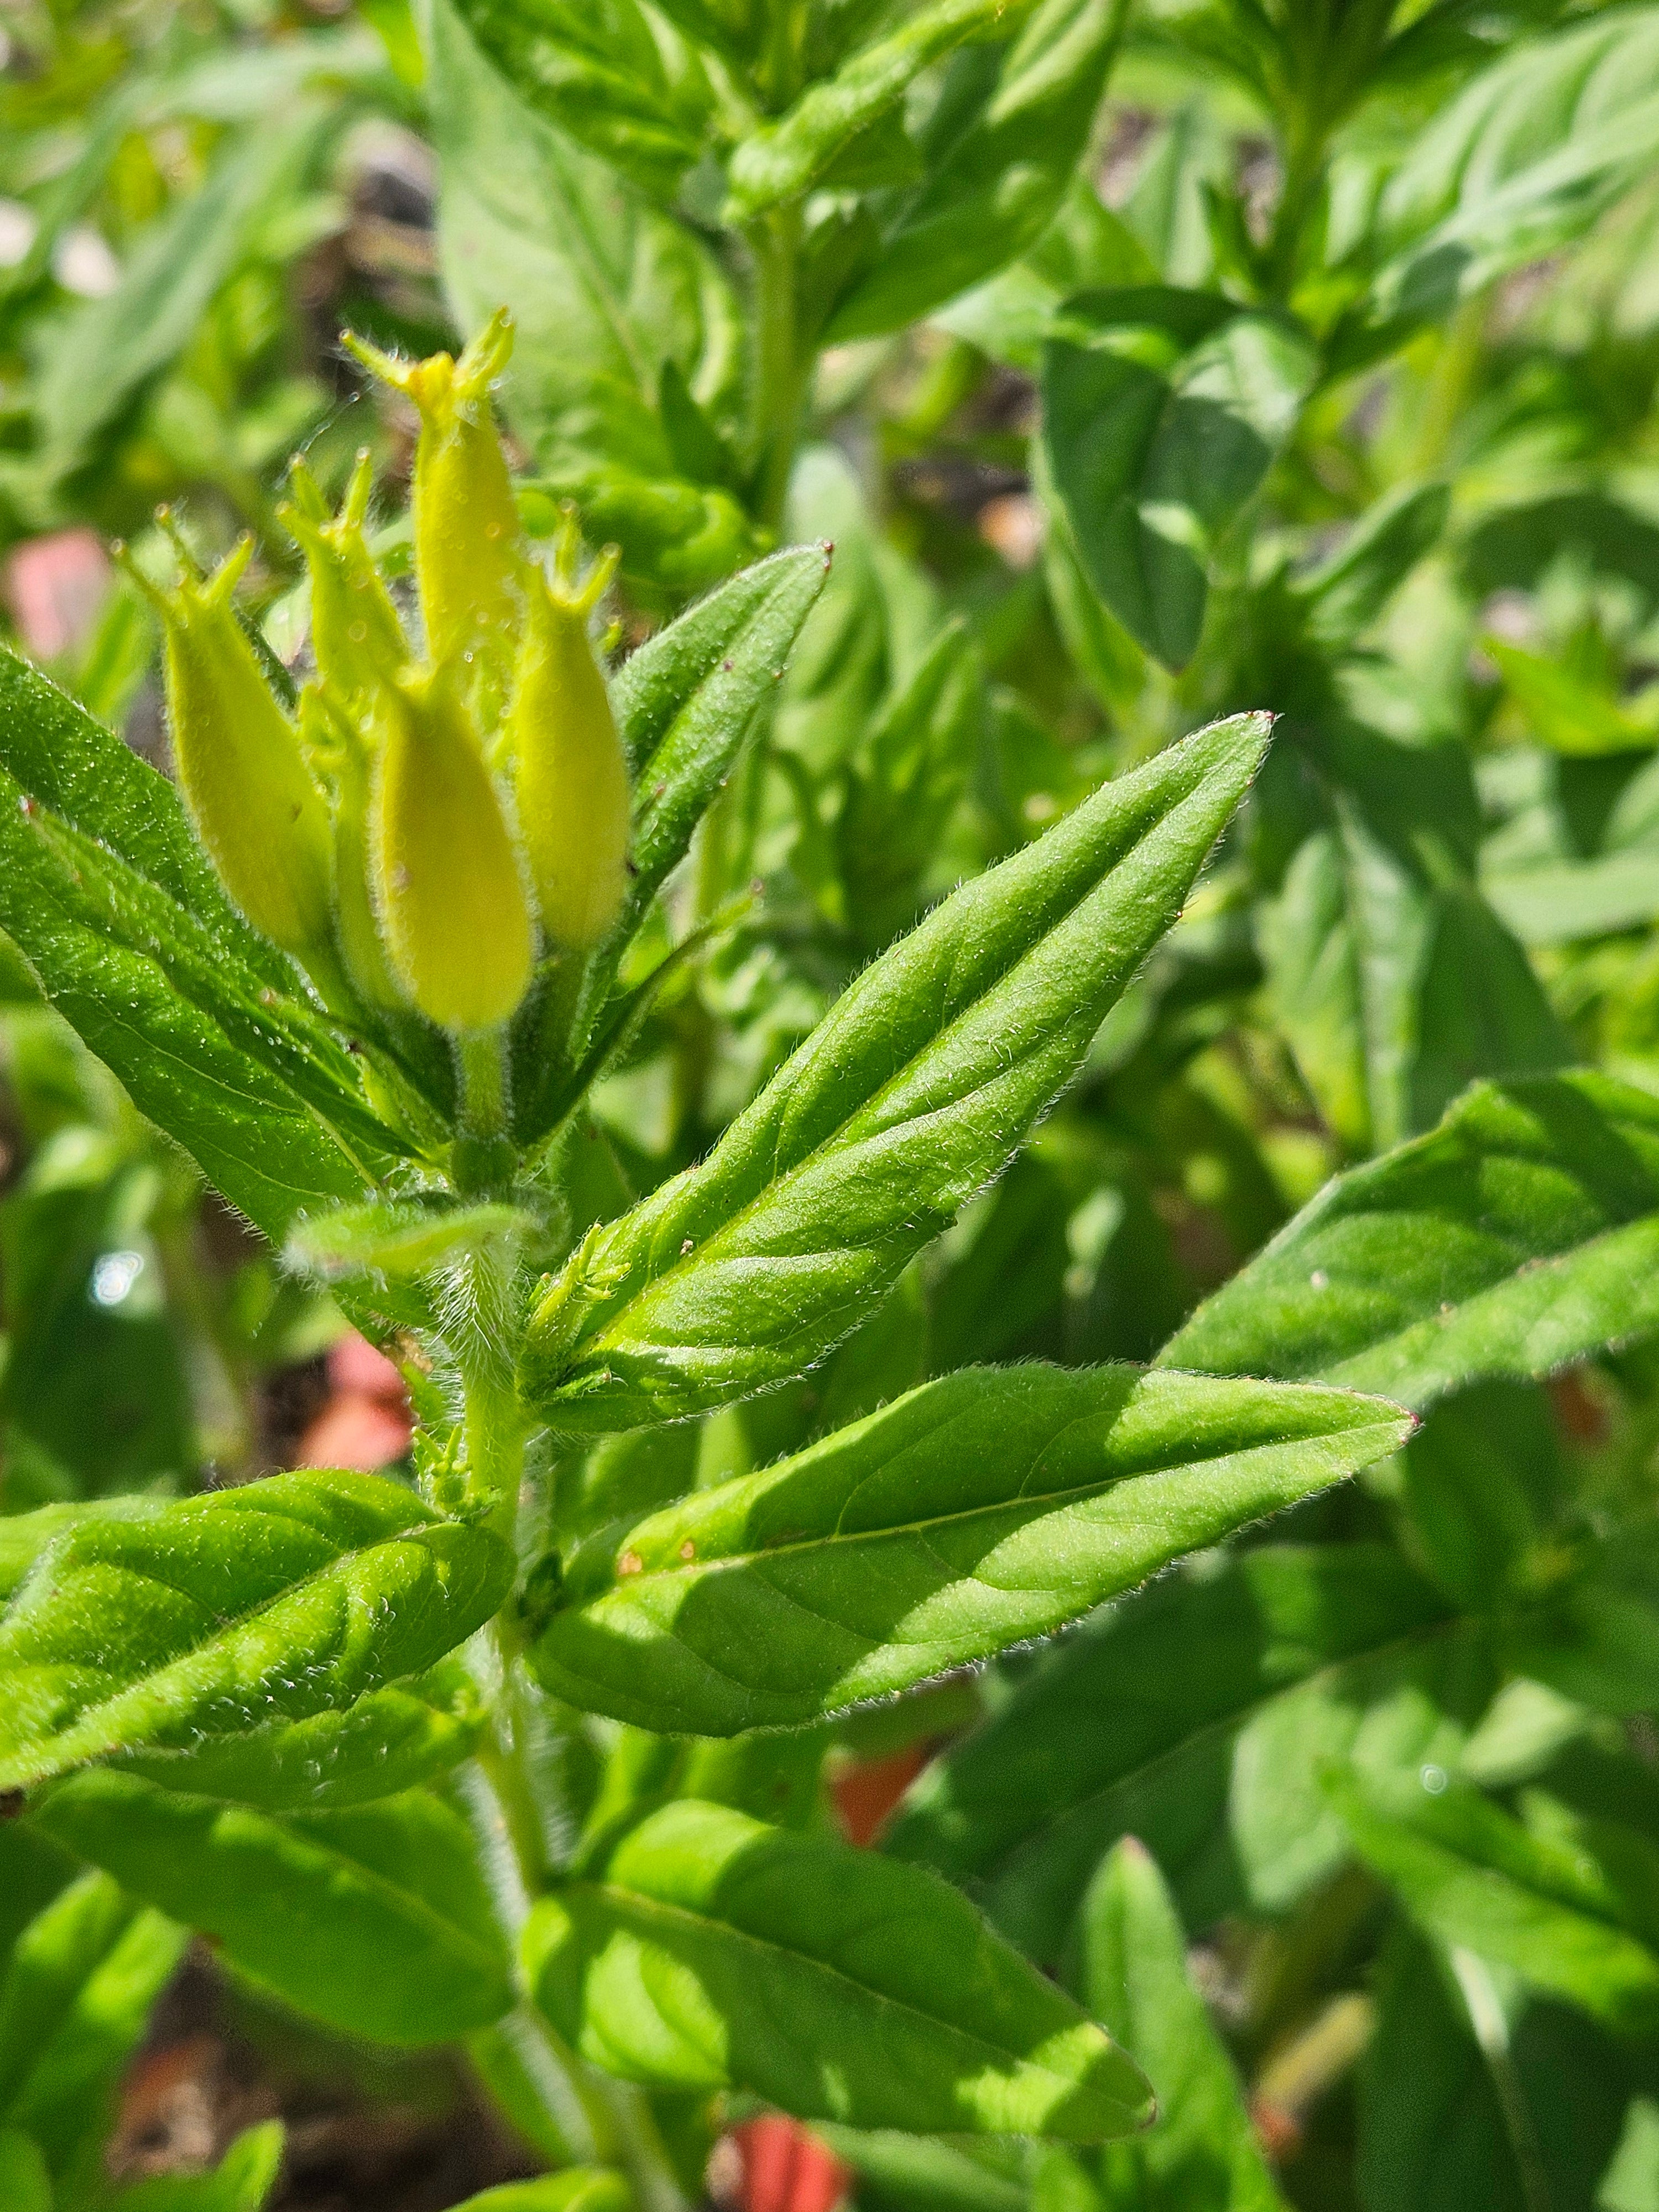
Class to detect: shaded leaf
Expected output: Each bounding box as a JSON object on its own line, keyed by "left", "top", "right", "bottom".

{"left": 1078, "top": 1839, "right": 1288, "bottom": 2209}
{"left": 1042, "top": 290, "right": 1316, "bottom": 669}
{"left": 884, "top": 1543, "right": 1456, "bottom": 1960}
{"left": 34, "top": 1774, "right": 515, "bottom": 2046}
{"left": 826, "top": 0, "right": 1129, "bottom": 341}
{"left": 0, "top": 1870, "right": 186, "bottom": 2177}
{"left": 1329, "top": 1765, "right": 1659, "bottom": 2035}
{"left": 525, "top": 1797, "right": 1153, "bottom": 2137}
{"left": 1160, "top": 1071, "right": 1659, "bottom": 1411}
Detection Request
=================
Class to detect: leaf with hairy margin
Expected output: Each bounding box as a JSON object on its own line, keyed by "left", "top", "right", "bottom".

{"left": 529, "top": 1365, "right": 1412, "bottom": 1733}
{"left": 33, "top": 1773, "right": 514, "bottom": 2046}
{"left": 1160, "top": 1071, "right": 1659, "bottom": 1411}
{"left": 0, "top": 1472, "right": 513, "bottom": 1790}
{"left": 520, "top": 712, "right": 1271, "bottom": 1431}
{"left": 525, "top": 1797, "right": 1153, "bottom": 2137}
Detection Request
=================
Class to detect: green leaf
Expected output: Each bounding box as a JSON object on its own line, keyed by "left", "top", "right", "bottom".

{"left": 1357, "top": 1929, "right": 1527, "bottom": 2212}
{"left": 430, "top": 0, "right": 747, "bottom": 591}
{"left": 1077, "top": 1839, "right": 1288, "bottom": 2210}
{"left": 530, "top": 1365, "right": 1412, "bottom": 1733}
{"left": 448, "top": 0, "right": 713, "bottom": 201}
{"left": 520, "top": 712, "right": 1270, "bottom": 1431}
{"left": 1290, "top": 482, "right": 1451, "bottom": 649}
{"left": 109, "top": 2121, "right": 285, "bottom": 2210}
{"left": 1160, "top": 1071, "right": 1659, "bottom": 1412}
{"left": 38, "top": 112, "right": 329, "bottom": 471}
{"left": 611, "top": 547, "right": 832, "bottom": 933}
{"left": 513, "top": 545, "right": 830, "bottom": 1141}
{"left": 1374, "top": 9, "right": 1659, "bottom": 325}
{"left": 0, "top": 2133, "right": 50, "bottom": 2212}
{"left": 1041, "top": 290, "right": 1316, "bottom": 670}
{"left": 447, "top": 2177, "right": 634, "bottom": 2212}
{"left": 825, "top": 0, "right": 1129, "bottom": 341}
{"left": 18, "top": 800, "right": 408, "bottom": 1164}
{"left": 1255, "top": 722, "right": 1568, "bottom": 1157}
{"left": 835, "top": 617, "right": 981, "bottom": 950}
{"left": 0, "top": 1870, "right": 186, "bottom": 2177}
{"left": 724, "top": 0, "right": 1035, "bottom": 221}
{"left": 1484, "top": 639, "right": 1659, "bottom": 758}
{"left": 884, "top": 1543, "right": 1457, "bottom": 1960}
{"left": 525, "top": 1797, "right": 1154, "bottom": 2137}
{"left": 832, "top": 0, "right": 1133, "bottom": 341}
{"left": 286, "top": 1198, "right": 534, "bottom": 1280}
{"left": 1483, "top": 852, "right": 1659, "bottom": 948}
{"left": 813, "top": 2130, "right": 1027, "bottom": 2212}
{"left": 1328, "top": 1765, "right": 1659, "bottom": 2035}
{"left": 33, "top": 1774, "right": 515, "bottom": 2046}
{"left": 116, "top": 1672, "right": 484, "bottom": 1811}
{"left": 0, "top": 1470, "right": 513, "bottom": 1788}
{"left": 0, "top": 656, "right": 382, "bottom": 1241}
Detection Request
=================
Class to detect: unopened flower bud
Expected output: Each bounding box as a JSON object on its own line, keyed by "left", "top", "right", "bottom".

{"left": 298, "top": 689, "right": 403, "bottom": 1013}
{"left": 372, "top": 666, "right": 534, "bottom": 1034}
{"left": 127, "top": 530, "right": 333, "bottom": 960}
{"left": 346, "top": 311, "right": 524, "bottom": 681}
{"left": 508, "top": 521, "right": 629, "bottom": 950}
{"left": 280, "top": 451, "right": 406, "bottom": 719}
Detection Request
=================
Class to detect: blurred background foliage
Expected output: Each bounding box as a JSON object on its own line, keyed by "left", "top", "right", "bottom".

{"left": 7, "top": 0, "right": 1659, "bottom": 2200}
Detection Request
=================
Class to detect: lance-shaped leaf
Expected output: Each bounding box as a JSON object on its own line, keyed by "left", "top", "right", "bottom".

{"left": 1078, "top": 1839, "right": 1291, "bottom": 2210}
{"left": 520, "top": 712, "right": 1271, "bottom": 1431}
{"left": 530, "top": 1365, "right": 1413, "bottom": 1733}
{"left": 0, "top": 1471, "right": 513, "bottom": 1790}
{"left": 1041, "top": 290, "right": 1316, "bottom": 670}
{"left": 0, "top": 657, "right": 380, "bottom": 1240}
{"left": 513, "top": 545, "right": 830, "bottom": 1142}
{"left": 1373, "top": 8, "right": 1659, "bottom": 325}
{"left": 883, "top": 1543, "right": 1457, "bottom": 1961}
{"left": 34, "top": 1773, "right": 515, "bottom": 2046}
{"left": 824, "top": 0, "right": 1128, "bottom": 342}
{"left": 525, "top": 1798, "right": 1153, "bottom": 2138}
{"left": 0, "top": 1870, "right": 186, "bottom": 2177}
{"left": 116, "top": 1670, "right": 484, "bottom": 1812}
{"left": 1160, "top": 1071, "right": 1659, "bottom": 1412}
{"left": 1328, "top": 1766, "right": 1659, "bottom": 2036}
{"left": 286, "top": 1198, "right": 536, "bottom": 1281}
{"left": 724, "top": 0, "right": 1035, "bottom": 221}
{"left": 450, "top": 0, "right": 714, "bottom": 203}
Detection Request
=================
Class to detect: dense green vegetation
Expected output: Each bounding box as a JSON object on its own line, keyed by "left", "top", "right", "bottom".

{"left": 5, "top": 0, "right": 1659, "bottom": 2203}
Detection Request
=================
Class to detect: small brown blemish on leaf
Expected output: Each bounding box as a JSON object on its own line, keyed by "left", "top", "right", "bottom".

{"left": 619, "top": 1550, "right": 644, "bottom": 1576}
{"left": 679, "top": 1540, "right": 696, "bottom": 1562}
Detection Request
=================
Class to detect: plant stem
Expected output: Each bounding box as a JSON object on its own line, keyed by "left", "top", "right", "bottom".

{"left": 750, "top": 205, "right": 809, "bottom": 536}
{"left": 454, "top": 1024, "right": 516, "bottom": 1197}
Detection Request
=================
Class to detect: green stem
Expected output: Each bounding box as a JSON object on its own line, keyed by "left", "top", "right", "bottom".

{"left": 454, "top": 1024, "right": 516, "bottom": 1197}
{"left": 456, "top": 1385, "right": 690, "bottom": 2211}
{"left": 750, "top": 205, "right": 810, "bottom": 536}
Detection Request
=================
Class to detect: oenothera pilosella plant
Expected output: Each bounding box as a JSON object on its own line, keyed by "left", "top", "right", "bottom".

{"left": 0, "top": 313, "right": 1417, "bottom": 2148}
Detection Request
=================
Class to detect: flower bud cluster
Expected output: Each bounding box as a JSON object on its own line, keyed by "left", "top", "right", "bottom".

{"left": 129, "top": 310, "right": 632, "bottom": 1041}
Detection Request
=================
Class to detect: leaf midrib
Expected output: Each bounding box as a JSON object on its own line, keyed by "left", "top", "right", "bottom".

{"left": 615, "top": 1405, "right": 1404, "bottom": 1583}
{"left": 576, "top": 1875, "right": 1133, "bottom": 2110}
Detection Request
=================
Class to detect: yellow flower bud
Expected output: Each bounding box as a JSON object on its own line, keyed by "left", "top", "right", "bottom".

{"left": 128, "top": 530, "right": 334, "bottom": 960}
{"left": 280, "top": 450, "right": 406, "bottom": 719}
{"left": 298, "top": 688, "right": 403, "bottom": 1013}
{"left": 508, "top": 521, "right": 630, "bottom": 950}
{"left": 372, "top": 666, "right": 534, "bottom": 1034}
{"left": 345, "top": 311, "right": 524, "bottom": 681}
